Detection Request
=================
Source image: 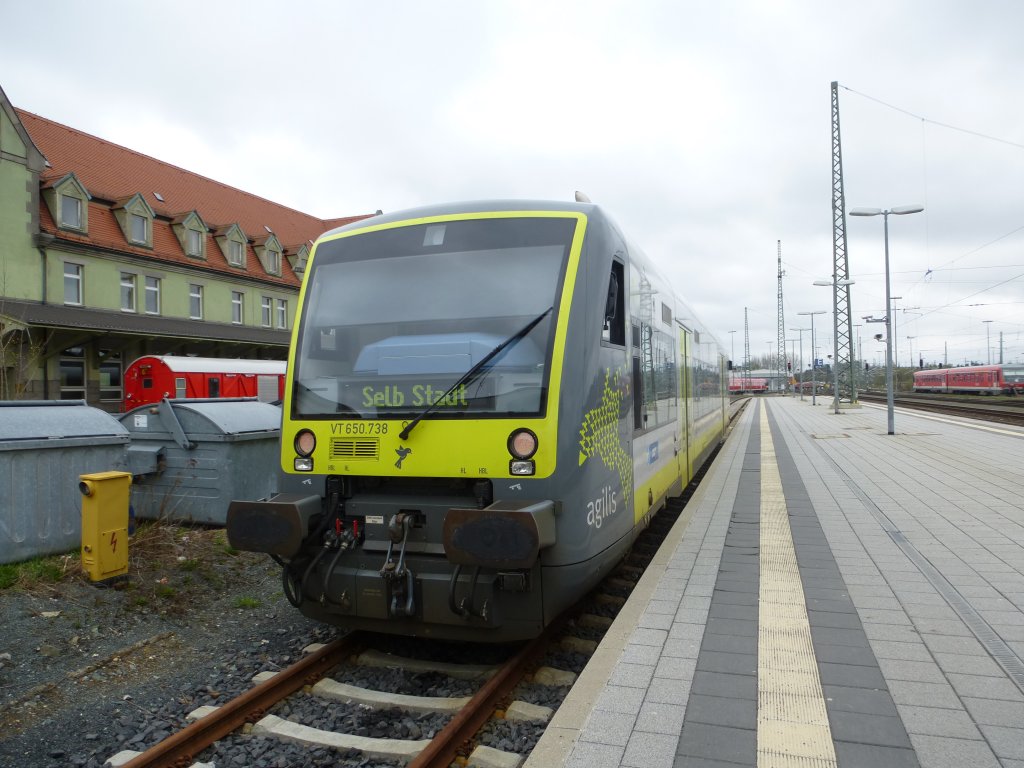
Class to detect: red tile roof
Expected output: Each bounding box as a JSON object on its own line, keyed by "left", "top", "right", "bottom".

{"left": 17, "top": 108, "right": 372, "bottom": 287}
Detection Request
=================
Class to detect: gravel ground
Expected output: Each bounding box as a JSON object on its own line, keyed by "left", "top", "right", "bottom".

{"left": 0, "top": 527, "right": 332, "bottom": 767}
{"left": 0, "top": 525, "right": 569, "bottom": 767}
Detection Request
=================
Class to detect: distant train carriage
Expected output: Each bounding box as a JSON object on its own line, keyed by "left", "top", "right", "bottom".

{"left": 912, "top": 364, "right": 1024, "bottom": 395}
{"left": 123, "top": 355, "right": 286, "bottom": 409}
{"left": 226, "top": 198, "right": 728, "bottom": 643}
{"left": 729, "top": 377, "right": 768, "bottom": 394}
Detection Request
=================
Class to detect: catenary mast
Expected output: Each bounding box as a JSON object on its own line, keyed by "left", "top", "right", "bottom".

{"left": 831, "top": 81, "right": 856, "bottom": 402}
{"left": 777, "top": 240, "right": 786, "bottom": 392}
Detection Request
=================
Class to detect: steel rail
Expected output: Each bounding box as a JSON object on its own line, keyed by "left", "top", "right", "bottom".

{"left": 859, "top": 392, "right": 1024, "bottom": 427}
{"left": 120, "top": 634, "right": 362, "bottom": 768}
{"left": 407, "top": 626, "right": 555, "bottom": 768}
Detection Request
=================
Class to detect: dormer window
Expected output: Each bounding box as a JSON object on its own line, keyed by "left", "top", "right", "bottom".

{"left": 47, "top": 174, "right": 90, "bottom": 233}
{"left": 172, "top": 211, "right": 207, "bottom": 260}
{"left": 229, "top": 240, "right": 244, "bottom": 266}
{"left": 287, "top": 244, "right": 310, "bottom": 276}
{"left": 130, "top": 213, "right": 148, "bottom": 244}
{"left": 255, "top": 234, "right": 284, "bottom": 276}
{"left": 186, "top": 229, "right": 202, "bottom": 257}
{"left": 112, "top": 193, "right": 154, "bottom": 248}
{"left": 61, "top": 194, "right": 82, "bottom": 229}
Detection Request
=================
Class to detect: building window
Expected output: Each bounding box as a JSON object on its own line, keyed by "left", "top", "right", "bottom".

{"left": 99, "top": 353, "right": 122, "bottom": 402}
{"left": 267, "top": 249, "right": 280, "bottom": 275}
{"left": 261, "top": 296, "right": 272, "bottom": 327}
{"left": 276, "top": 299, "right": 287, "bottom": 329}
{"left": 120, "top": 272, "right": 136, "bottom": 312}
{"left": 60, "top": 347, "right": 86, "bottom": 400}
{"left": 60, "top": 195, "right": 82, "bottom": 229}
{"left": 130, "top": 213, "right": 148, "bottom": 244}
{"left": 228, "top": 240, "right": 244, "bottom": 266}
{"left": 231, "top": 291, "right": 244, "bottom": 324}
{"left": 186, "top": 229, "right": 203, "bottom": 257}
{"left": 145, "top": 276, "right": 161, "bottom": 314}
{"left": 189, "top": 284, "right": 204, "bottom": 319}
{"left": 64, "top": 262, "right": 83, "bottom": 305}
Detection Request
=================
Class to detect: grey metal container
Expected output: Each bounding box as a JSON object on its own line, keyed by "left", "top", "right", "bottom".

{"left": 118, "top": 398, "right": 282, "bottom": 525}
{"left": 0, "top": 401, "right": 130, "bottom": 565}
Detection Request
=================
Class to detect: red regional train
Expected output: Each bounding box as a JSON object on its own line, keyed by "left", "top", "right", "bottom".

{"left": 123, "top": 355, "right": 286, "bottom": 409}
{"left": 729, "top": 377, "right": 769, "bottom": 394}
{"left": 912, "top": 364, "right": 1024, "bottom": 395}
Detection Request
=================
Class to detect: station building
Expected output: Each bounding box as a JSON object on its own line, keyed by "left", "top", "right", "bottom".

{"left": 0, "top": 83, "right": 371, "bottom": 411}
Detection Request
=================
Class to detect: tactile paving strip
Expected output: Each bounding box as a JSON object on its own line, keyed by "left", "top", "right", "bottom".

{"left": 757, "top": 407, "right": 838, "bottom": 768}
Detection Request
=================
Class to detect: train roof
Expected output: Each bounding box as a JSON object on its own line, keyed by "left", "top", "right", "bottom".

{"left": 126, "top": 355, "right": 285, "bottom": 375}
{"left": 319, "top": 199, "right": 604, "bottom": 239}
{"left": 313, "top": 198, "right": 726, "bottom": 358}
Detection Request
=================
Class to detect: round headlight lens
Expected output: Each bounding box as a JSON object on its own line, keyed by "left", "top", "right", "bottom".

{"left": 508, "top": 429, "right": 538, "bottom": 460}
{"left": 294, "top": 429, "right": 316, "bottom": 457}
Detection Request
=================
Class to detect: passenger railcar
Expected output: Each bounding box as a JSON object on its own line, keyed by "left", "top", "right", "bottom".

{"left": 729, "top": 377, "right": 768, "bottom": 394}
{"left": 912, "top": 364, "right": 1024, "bottom": 395}
{"left": 226, "top": 200, "right": 728, "bottom": 642}
{"left": 123, "top": 355, "right": 285, "bottom": 409}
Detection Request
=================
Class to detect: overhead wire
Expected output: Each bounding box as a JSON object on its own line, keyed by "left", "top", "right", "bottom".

{"left": 840, "top": 83, "right": 1024, "bottom": 341}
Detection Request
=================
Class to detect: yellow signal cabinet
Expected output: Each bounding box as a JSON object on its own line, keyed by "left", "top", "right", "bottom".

{"left": 79, "top": 471, "right": 131, "bottom": 583}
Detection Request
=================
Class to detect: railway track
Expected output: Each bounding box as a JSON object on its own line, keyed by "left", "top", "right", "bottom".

{"left": 858, "top": 390, "right": 1024, "bottom": 428}
{"left": 112, "top": 627, "right": 556, "bottom": 768}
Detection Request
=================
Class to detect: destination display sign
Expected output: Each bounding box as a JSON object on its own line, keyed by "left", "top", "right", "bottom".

{"left": 359, "top": 382, "right": 473, "bottom": 409}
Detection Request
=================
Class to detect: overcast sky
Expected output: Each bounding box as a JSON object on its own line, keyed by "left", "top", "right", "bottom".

{"left": 3, "top": 1, "right": 1022, "bottom": 371}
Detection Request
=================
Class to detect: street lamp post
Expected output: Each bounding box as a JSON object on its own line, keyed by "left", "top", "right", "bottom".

{"left": 797, "top": 311, "right": 826, "bottom": 405}
{"left": 790, "top": 327, "right": 810, "bottom": 401}
{"left": 814, "top": 277, "right": 856, "bottom": 414}
{"left": 849, "top": 204, "right": 924, "bottom": 435}
{"left": 787, "top": 338, "right": 798, "bottom": 397}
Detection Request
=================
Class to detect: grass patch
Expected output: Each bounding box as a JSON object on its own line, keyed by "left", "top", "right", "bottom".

{"left": 0, "top": 554, "right": 73, "bottom": 592}
{"left": 1, "top": 518, "right": 270, "bottom": 613}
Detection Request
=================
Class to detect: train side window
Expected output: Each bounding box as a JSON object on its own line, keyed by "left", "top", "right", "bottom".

{"left": 603, "top": 261, "right": 626, "bottom": 346}
{"left": 209, "top": 377, "right": 220, "bottom": 398}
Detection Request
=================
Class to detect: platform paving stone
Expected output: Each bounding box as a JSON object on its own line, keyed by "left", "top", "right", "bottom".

{"left": 909, "top": 735, "right": 1002, "bottom": 768}
{"left": 896, "top": 704, "right": 984, "bottom": 739}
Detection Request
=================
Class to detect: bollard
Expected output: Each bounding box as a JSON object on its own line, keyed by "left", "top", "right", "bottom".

{"left": 79, "top": 471, "right": 132, "bottom": 584}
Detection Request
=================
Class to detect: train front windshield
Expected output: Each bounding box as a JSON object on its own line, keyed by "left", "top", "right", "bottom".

{"left": 293, "top": 216, "right": 576, "bottom": 419}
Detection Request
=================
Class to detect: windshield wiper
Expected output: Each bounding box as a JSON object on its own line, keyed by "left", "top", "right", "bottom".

{"left": 398, "top": 307, "right": 553, "bottom": 441}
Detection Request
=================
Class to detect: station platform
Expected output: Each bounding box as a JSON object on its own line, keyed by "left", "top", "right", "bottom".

{"left": 525, "top": 395, "right": 1024, "bottom": 768}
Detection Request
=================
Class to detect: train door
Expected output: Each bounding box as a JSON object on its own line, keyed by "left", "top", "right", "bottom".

{"left": 677, "top": 322, "right": 691, "bottom": 485}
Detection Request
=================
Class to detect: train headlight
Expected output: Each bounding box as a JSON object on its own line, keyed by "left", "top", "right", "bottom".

{"left": 294, "top": 429, "right": 316, "bottom": 457}
{"left": 508, "top": 429, "right": 537, "bottom": 476}
{"left": 508, "top": 429, "right": 538, "bottom": 460}
{"left": 509, "top": 460, "right": 535, "bottom": 476}
{"left": 294, "top": 456, "right": 314, "bottom": 472}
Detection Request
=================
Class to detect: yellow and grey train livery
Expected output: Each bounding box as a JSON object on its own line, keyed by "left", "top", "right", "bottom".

{"left": 227, "top": 199, "right": 727, "bottom": 642}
